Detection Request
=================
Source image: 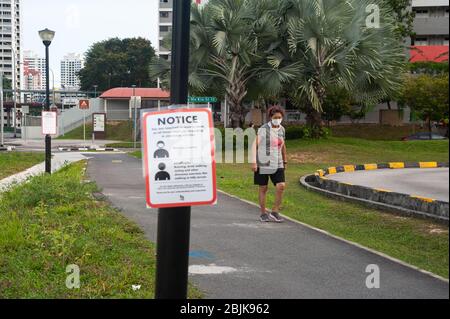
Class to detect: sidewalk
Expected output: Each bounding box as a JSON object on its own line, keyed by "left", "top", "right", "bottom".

{"left": 86, "top": 153, "right": 449, "bottom": 299}
{"left": 0, "top": 152, "right": 88, "bottom": 193}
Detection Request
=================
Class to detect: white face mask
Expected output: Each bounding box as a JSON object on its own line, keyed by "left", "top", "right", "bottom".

{"left": 272, "top": 119, "right": 282, "bottom": 126}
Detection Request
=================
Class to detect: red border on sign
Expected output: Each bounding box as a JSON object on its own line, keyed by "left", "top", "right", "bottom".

{"left": 41, "top": 111, "right": 58, "bottom": 136}
{"left": 142, "top": 108, "right": 217, "bottom": 209}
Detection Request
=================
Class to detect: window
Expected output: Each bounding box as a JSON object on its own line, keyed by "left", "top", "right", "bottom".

{"left": 414, "top": 37, "right": 428, "bottom": 46}
{"left": 414, "top": 8, "right": 429, "bottom": 18}
{"left": 160, "top": 12, "right": 170, "bottom": 18}
{"left": 160, "top": 26, "right": 171, "bottom": 32}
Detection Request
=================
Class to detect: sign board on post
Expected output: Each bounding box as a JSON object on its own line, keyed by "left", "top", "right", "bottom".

{"left": 42, "top": 111, "right": 57, "bottom": 136}
{"left": 79, "top": 99, "right": 90, "bottom": 110}
{"left": 142, "top": 108, "right": 217, "bottom": 208}
{"left": 188, "top": 96, "right": 218, "bottom": 104}
{"left": 92, "top": 113, "right": 107, "bottom": 139}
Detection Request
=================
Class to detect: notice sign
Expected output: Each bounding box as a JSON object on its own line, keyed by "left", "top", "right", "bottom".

{"left": 42, "top": 111, "right": 57, "bottom": 135}
{"left": 143, "top": 108, "right": 217, "bottom": 208}
{"left": 93, "top": 113, "right": 106, "bottom": 132}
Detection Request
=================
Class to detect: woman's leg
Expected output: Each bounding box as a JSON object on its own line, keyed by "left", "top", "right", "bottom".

{"left": 259, "top": 185, "right": 269, "bottom": 214}
{"left": 273, "top": 183, "right": 286, "bottom": 212}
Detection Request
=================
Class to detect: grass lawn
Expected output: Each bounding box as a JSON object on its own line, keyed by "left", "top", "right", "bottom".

{"left": 131, "top": 137, "right": 449, "bottom": 278}
{"left": 57, "top": 121, "right": 134, "bottom": 142}
{"left": 0, "top": 152, "right": 44, "bottom": 180}
{"left": 0, "top": 161, "right": 202, "bottom": 298}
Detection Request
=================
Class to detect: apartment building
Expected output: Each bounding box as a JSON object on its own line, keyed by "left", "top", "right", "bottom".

{"left": 60, "top": 53, "right": 83, "bottom": 90}
{"left": 0, "top": 0, "right": 21, "bottom": 90}
{"left": 22, "top": 50, "right": 45, "bottom": 90}
{"left": 411, "top": 0, "right": 449, "bottom": 62}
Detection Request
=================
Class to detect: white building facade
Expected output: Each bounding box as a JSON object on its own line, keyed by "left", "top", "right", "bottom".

{"left": 158, "top": 0, "right": 208, "bottom": 60}
{"left": 60, "top": 53, "right": 83, "bottom": 91}
{"left": 0, "top": 0, "right": 21, "bottom": 90}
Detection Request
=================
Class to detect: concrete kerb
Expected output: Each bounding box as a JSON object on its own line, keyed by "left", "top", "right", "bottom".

{"left": 0, "top": 146, "right": 15, "bottom": 152}
{"left": 310, "top": 162, "right": 449, "bottom": 224}
{"left": 58, "top": 147, "right": 119, "bottom": 152}
{"left": 218, "top": 189, "right": 449, "bottom": 284}
{"left": 0, "top": 153, "right": 89, "bottom": 193}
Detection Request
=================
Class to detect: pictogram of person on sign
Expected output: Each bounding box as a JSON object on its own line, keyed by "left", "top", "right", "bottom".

{"left": 154, "top": 141, "right": 170, "bottom": 159}
{"left": 155, "top": 163, "right": 171, "bottom": 181}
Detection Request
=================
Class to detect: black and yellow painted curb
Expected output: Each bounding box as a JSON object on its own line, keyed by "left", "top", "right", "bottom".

{"left": 308, "top": 162, "right": 449, "bottom": 224}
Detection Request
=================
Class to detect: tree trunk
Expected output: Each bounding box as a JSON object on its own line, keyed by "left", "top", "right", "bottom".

{"left": 226, "top": 81, "right": 248, "bottom": 128}
{"left": 428, "top": 116, "right": 432, "bottom": 140}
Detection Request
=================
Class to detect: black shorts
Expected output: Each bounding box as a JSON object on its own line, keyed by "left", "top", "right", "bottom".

{"left": 254, "top": 168, "right": 285, "bottom": 186}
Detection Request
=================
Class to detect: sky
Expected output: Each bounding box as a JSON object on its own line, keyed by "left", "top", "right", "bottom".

{"left": 22, "top": 0, "right": 159, "bottom": 87}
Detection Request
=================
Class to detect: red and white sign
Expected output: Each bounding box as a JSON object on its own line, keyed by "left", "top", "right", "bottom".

{"left": 142, "top": 108, "right": 217, "bottom": 208}
{"left": 79, "top": 99, "right": 90, "bottom": 110}
{"left": 42, "top": 111, "right": 58, "bottom": 135}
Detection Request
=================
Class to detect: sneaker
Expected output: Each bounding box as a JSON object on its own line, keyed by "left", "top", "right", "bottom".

{"left": 269, "top": 212, "right": 284, "bottom": 223}
{"left": 260, "top": 214, "right": 270, "bottom": 222}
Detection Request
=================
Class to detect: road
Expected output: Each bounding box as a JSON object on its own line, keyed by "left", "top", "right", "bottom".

{"left": 328, "top": 168, "right": 449, "bottom": 202}
{"left": 87, "top": 153, "right": 448, "bottom": 299}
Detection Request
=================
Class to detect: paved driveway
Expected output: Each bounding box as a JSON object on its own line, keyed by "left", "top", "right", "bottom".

{"left": 328, "top": 168, "right": 449, "bottom": 202}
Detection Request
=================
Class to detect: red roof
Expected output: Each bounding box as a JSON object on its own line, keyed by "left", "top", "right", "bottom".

{"left": 100, "top": 87, "right": 170, "bottom": 99}
{"left": 410, "top": 46, "right": 449, "bottom": 63}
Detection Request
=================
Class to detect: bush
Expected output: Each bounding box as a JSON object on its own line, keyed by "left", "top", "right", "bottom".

{"left": 285, "top": 125, "right": 331, "bottom": 140}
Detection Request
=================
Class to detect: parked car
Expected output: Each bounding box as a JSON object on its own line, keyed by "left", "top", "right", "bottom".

{"left": 402, "top": 132, "right": 448, "bottom": 141}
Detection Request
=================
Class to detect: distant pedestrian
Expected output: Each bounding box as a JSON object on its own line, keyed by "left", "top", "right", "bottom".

{"left": 251, "top": 106, "right": 287, "bottom": 223}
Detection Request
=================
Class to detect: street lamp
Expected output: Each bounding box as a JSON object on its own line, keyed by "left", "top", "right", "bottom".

{"left": 39, "top": 28, "right": 55, "bottom": 174}
{"left": 93, "top": 85, "right": 98, "bottom": 98}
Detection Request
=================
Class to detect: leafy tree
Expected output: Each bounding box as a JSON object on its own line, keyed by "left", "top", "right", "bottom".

{"left": 399, "top": 74, "right": 449, "bottom": 138}
{"left": 385, "top": 0, "right": 416, "bottom": 38}
{"left": 321, "top": 87, "right": 354, "bottom": 126}
{"left": 408, "top": 62, "right": 449, "bottom": 75}
{"left": 2, "top": 77, "right": 11, "bottom": 90}
{"left": 79, "top": 37, "right": 156, "bottom": 91}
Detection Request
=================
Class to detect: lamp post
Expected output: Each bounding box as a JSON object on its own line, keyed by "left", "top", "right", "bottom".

{"left": 39, "top": 28, "right": 55, "bottom": 174}
{"left": 93, "top": 85, "right": 98, "bottom": 98}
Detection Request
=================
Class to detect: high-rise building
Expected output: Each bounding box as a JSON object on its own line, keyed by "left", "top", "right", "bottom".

{"left": 0, "top": 0, "right": 21, "bottom": 90}
{"left": 60, "top": 53, "right": 83, "bottom": 90}
{"left": 22, "top": 50, "right": 45, "bottom": 90}
{"left": 158, "top": 0, "right": 207, "bottom": 60}
{"left": 411, "top": 0, "right": 449, "bottom": 62}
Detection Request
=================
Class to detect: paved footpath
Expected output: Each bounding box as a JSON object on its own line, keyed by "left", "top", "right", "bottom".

{"left": 87, "top": 153, "right": 449, "bottom": 299}
{"left": 0, "top": 152, "right": 89, "bottom": 192}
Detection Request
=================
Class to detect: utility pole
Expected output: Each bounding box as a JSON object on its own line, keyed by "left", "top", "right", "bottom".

{"left": 155, "top": 0, "right": 191, "bottom": 300}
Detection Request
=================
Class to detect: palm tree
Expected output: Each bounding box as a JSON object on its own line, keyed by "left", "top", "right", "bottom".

{"left": 276, "top": 0, "right": 406, "bottom": 133}
{"left": 150, "top": 0, "right": 299, "bottom": 128}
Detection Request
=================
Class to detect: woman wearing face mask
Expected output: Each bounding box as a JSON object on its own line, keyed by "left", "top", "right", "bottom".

{"left": 251, "top": 106, "right": 287, "bottom": 223}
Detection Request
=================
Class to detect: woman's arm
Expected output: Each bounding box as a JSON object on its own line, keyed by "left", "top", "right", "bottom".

{"left": 251, "top": 135, "right": 260, "bottom": 172}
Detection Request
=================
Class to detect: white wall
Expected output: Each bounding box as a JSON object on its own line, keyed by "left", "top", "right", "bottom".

{"left": 21, "top": 98, "right": 103, "bottom": 140}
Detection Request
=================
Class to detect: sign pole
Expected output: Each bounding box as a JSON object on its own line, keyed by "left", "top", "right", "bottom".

{"left": 83, "top": 109, "right": 86, "bottom": 142}
{"left": 155, "top": 0, "right": 191, "bottom": 300}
